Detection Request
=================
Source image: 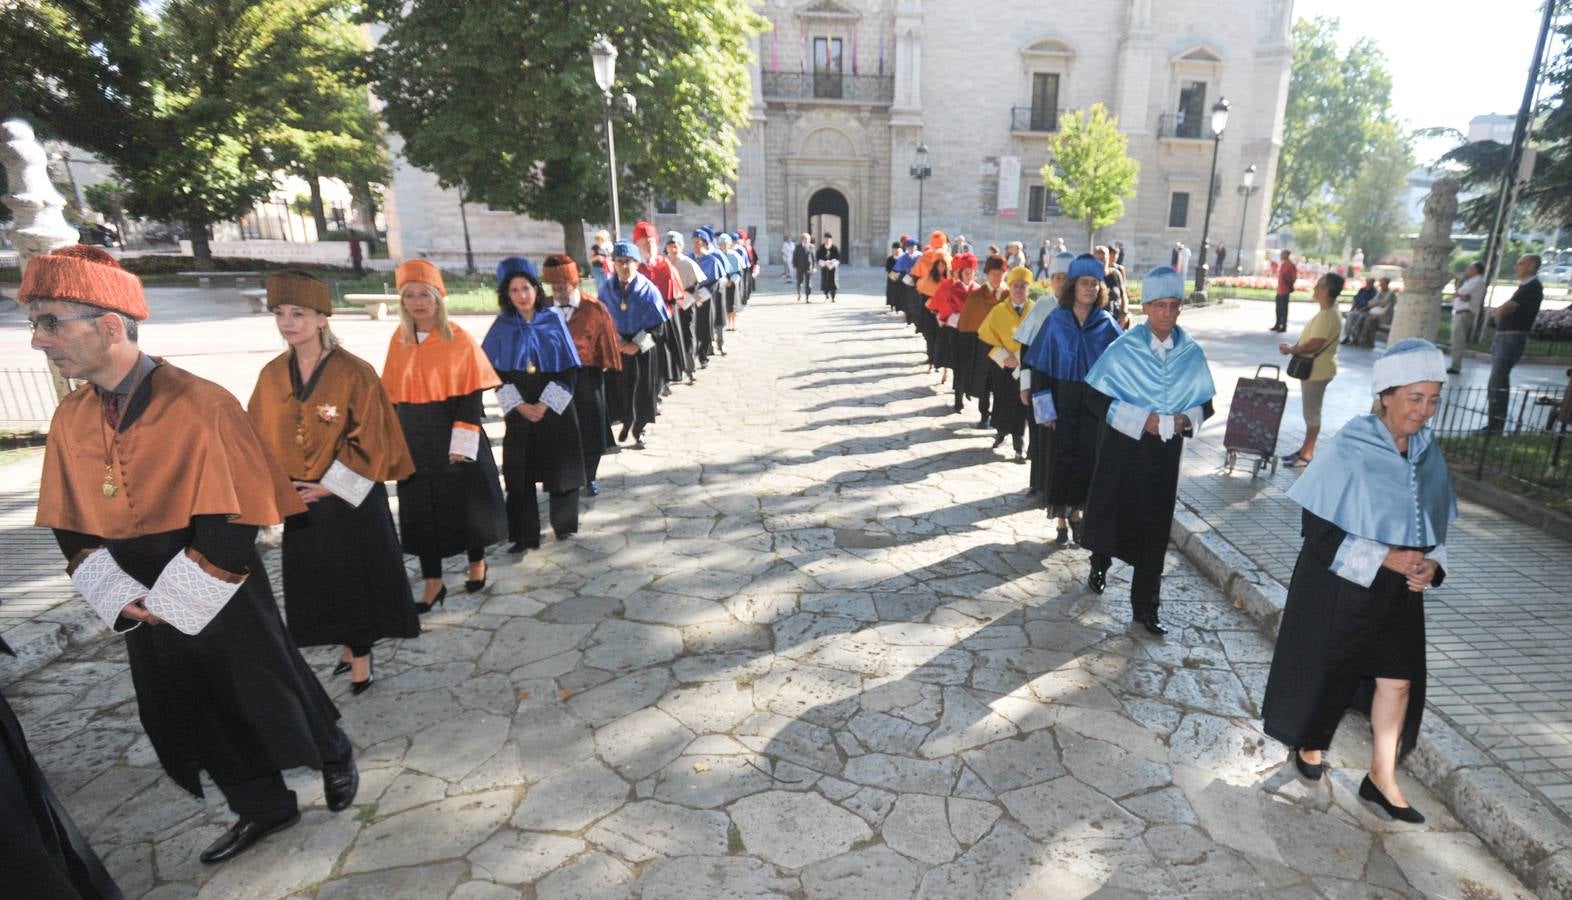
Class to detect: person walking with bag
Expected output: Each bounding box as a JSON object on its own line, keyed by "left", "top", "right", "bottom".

{"left": 1279, "top": 273, "right": 1345, "bottom": 467}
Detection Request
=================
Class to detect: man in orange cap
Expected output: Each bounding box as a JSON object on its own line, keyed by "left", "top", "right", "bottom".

{"left": 24, "top": 246, "right": 359, "bottom": 865}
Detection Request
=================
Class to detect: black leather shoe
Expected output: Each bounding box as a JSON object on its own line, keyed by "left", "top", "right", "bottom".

{"left": 1088, "top": 563, "right": 1108, "bottom": 594}
{"left": 1135, "top": 609, "right": 1168, "bottom": 636}
{"left": 1359, "top": 775, "right": 1424, "bottom": 823}
{"left": 1291, "top": 748, "right": 1326, "bottom": 781}
{"left": 200, "top": 811, "right": 300, "bottom": 864}
{"left": 1069, "top": 519, "right": 1084, "bottom": 546}
{"left": 465, "top": 561, "right": 488, "bottom": 593}
{"left": 1053, "top": 526, "right": 1069, "bottom": 547}
{"left": 991, "top": 434, "right": 1006, "bottom": 449}
{"left": 331, "top": 659, "right": 352, "bottom": 677}
{"left": 324, "top": 758, "right": 359, "bottom": 811}
{"left": 414, "top": 585, "right": 446, "bottom": 615}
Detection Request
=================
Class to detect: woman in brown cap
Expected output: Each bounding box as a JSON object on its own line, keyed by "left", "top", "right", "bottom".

{"left": 247, "top": 271, "right": 421, "bottom": 693}
{"left": 381, "top": 260, "right": 507, "bottom": 610}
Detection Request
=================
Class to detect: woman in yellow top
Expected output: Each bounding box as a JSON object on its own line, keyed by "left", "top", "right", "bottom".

{"left": 247, "top": 271, "right": 420, "bottom": 693}
{"left": 977, "top": 266, "right": 1036, "bottom": 462}
{"left": 1279, "top": 273, "right": 1347, "bottom": 467}
{"left": 381, "top": 260, "right": 507, "bottom": 611}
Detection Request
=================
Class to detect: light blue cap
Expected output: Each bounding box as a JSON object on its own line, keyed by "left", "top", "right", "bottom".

{"left": 1142, "top": 265, "right": 1185, "bottom": 302}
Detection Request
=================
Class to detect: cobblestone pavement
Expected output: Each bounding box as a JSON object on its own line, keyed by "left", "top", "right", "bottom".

{"left": 1, "top": 273, "right": 1536, "bottom": 898}
{"left": 1170, "top": 298, "right": 1572, "bottom": 820}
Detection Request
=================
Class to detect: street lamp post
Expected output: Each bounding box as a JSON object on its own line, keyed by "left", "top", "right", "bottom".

{"left": 50, "top": 150, "right": 84, "bottom": 213}
{"left": 1193, "top": 98, "right": 1230, "bottom": 302}
{"left": 458, "top": 190, "right": 476, "bottom": 275}
{"left": 1234, "top": 164, "right": 1258, "bottom": 275}
{"left": 909, "top": 143, "right": 931, "bottom": 238}
{"left": 590, "top": 35, "right": 622, "bottom": 238}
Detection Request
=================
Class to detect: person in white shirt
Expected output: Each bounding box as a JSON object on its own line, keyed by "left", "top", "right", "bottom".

{"left": 1447, "top": 263, "right": 1485, "bottom": 374}
{"left": 781, "top": 237, "right": 795, "bottom": 281}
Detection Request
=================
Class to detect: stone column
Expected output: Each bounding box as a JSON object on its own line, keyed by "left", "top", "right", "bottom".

{"left": 1389, "top": 178, "right": 1458, "bottom": 345}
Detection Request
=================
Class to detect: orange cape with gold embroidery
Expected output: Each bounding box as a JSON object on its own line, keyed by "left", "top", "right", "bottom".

{"left": 37, "top": 361, "right": 305, "bottom": 539}
{"left": 565, "top": 297, "right": 625, "bottom": 371}
{"left": 248, "top": 348, "right": 416, "bottom": 483}
{"left": 380, "top": 322, "right": 502, "bottom": 404}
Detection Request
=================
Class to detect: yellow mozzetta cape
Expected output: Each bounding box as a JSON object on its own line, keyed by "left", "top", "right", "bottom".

{"left": 978, "top": 298, "right": 1034, "bottom": 354}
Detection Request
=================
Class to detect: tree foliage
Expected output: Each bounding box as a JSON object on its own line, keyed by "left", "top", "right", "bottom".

{"left": 1335, "top": 125, "right": 1413, "bottom": 263}
{"left": 1040, "top": 103, "right": 1140, "bottom": 248}
{"left": 1271, "top": 17, "right": 1396, "bottom": 234}
{"left": 0, "top": 0, "right": 388, "bottom": 263}
{"left": 363, "top": 0, "right": 767, "bottom": 258}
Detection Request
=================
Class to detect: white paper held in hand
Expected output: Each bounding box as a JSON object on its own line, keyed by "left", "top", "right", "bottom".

{"left": 1031, "top": 389, "right": 1057, "bottom": 423}
{"left": 539, "top": 380, "right": 573, "bottom": 415}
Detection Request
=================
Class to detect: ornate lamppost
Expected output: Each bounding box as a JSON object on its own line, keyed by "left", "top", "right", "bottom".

{"left": 590, "top": 35, "right": 622, "bottom": 237}
{"left": 1234, "top": 163, "right": 1258, "bottom": 275}
{"left": 1193, "top": 98, "right": 1230, "bottom": 302}
{"left": 910, "top": 143, "right": 931, "bottom": 238}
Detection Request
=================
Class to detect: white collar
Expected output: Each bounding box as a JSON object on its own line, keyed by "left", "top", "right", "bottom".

{"left": 1150, "top": 332, "right": 1175, "bottom": 352}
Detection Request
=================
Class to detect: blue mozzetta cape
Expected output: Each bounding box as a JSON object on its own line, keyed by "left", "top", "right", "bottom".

{"left": 893, "top": 252, "right": 917, "bottom": 275}
{"left": 1023, "top": 306, "right": 1123, "bottom": 381}
{"left": 600, "top": 271, "right": 671, "bottom": 336}
{"left": 1084, "top": 323, "right": 1216, "bottom": 414}
{"left": 481, "top": 308, "right": 582, "bottom": 375}
{"left": 695, "top": 249, "right": 726, "bottom": 286}
{"left": 1287, "top": 414, "right": 1457, "bottom": 547}
{"left": 1013, "top": 299, "right": 1054, "bottom": 347}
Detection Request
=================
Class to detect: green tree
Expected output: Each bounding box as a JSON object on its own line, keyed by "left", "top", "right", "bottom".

{"left": 1335, "top": 125, "right": 1414, "bottom": 264}
{"left": 1039, "top": 103, "right": 1140, "bottom": 249}
{"left": 364, "top": 0, "right": 767, "bottom": 263}
{"left": 1271, "top": 17, "right": 1396, "bottom": 234}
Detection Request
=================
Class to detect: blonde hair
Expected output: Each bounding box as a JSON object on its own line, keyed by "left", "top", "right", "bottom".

{"left": 397, "top": 282, "right": 453, "bottom": 345}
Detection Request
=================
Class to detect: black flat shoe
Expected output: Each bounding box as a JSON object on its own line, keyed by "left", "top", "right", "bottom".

{"left": 617, "top": 423, "right": 632, "bottom": 443}
{"left": 415, "top": 586, "right": 446, "bottom": 615}
{"left": 1291, "top": 748, "right": 1326, "bottom": 782}
{"left": 465, "top": 562, "right": 488, "bottom": 593}
{"left": 1069, "top": 519, "right": 1084, "bottom": 546}
{"left": 1054, "top": 526, "right": 1069, "bottom": 547}
{"left": 1135, "top": 609, "right": 1168, "bottom": 636}
{"left": 991, "top": 434, "right": 1006, "bottom": 449}
{"left": 1359, "top": 775, "right": 1424, "bottom": 823}
{"left": 331, "top": 659, "right": 352, "bottom": 677}
{"left": 586, "top": 481, "right": 600, "bottom": 496}
{"left": 1088, "top": 563, "right": 1108, "bottom": 594}
{"left": 324, "top": 757, "right": 359, "bottom": 811}
{"left": 200, "top": 811, "right": 300, "bottom": 864}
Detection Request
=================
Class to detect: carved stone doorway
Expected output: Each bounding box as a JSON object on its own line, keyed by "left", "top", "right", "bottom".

{"left": 807, "top": 187, "right": 849, "bottom": 256}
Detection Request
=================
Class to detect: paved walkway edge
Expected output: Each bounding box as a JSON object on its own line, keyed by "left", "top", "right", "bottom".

{"left": 1170, "top": 505, "right": 1572, "bottom": 900}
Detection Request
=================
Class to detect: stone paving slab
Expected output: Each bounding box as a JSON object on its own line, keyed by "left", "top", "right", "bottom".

{"left": 0, "top": 271, "right": 1538, "bottom": 898}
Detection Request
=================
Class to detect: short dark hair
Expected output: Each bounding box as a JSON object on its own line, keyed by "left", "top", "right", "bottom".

{"left": 496, "top": 271, "right": 548, "bottom": 315}
{"left": 1321, "top": 272, "right": 1345, "bottom": 299}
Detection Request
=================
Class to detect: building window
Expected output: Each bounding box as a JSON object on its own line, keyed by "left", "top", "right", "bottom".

{"left": 1176, "top": 81, "right": 1206, "bottom": 138}
{"left": 1030, "top": 73, "right": 1059, "bottom": 132}
{"left": 1027, "top": 185, "right": 1046, "bottom": 223}
{"left": 655, "top": 197, "right": 677, "bottom": 214}
{"left": 1168, "top": 192, "right": 1190, "bottom": 229}
{"left": 813, "top": 37, "right": 843, "bottom": 99}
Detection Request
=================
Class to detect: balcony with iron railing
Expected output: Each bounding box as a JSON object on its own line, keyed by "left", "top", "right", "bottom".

{"left": 760, "top": 72, "right": 895, "bottom": 104}
{"left": 1010, "top": 106, "right": 1065, "bottom": 134}
{"left": 1158, "top": 112, "right": 1207, "bottom": 140}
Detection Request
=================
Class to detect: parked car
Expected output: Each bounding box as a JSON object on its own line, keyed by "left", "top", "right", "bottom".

{"left": 77, "top": 223, "right": 120, "bottom": 247}
{"left": 1542, "top": 264, "right": 1571, "bottom": 284}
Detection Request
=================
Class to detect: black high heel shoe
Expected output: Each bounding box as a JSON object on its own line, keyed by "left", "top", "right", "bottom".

{"left": 350, "top": 652, "right": 374, "bottom": 695}
{"left": 1088, "top": 561, "right": 1108, "bottom": 594}
{"left": 415, "top": 585, "right": 447, "bottom": 615}
{"left": 1290, "top": 748, "right": 1325, "bottom": 782}
{"left": 1359, "top": 775, "right": 1424, "bottom": 823}
{"left": 465, "top": 561, "right": 488, "bottom": 593}
{"left": 331, "top": 659, "right": 352, "bottom": 677}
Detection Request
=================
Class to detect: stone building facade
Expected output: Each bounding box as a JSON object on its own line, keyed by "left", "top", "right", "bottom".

{"left": 382, "top": 0, "right": 1294, "bottom": 275}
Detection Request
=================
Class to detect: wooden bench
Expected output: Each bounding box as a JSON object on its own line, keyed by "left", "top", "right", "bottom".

{"left": 238, "top": 288, "right": 268, "bottom": 314}
{"left": 180, "top": 271, "right": 264, "bottom": 290}
{"left": 342, "top": 293, "right": 399, "bottom": 320}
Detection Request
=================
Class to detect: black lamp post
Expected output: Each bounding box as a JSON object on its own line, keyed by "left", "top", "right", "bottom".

{"left": 1193, "top": 97, "right": 1230, "bottom": 301}
{"left": 1234, "top": 163, "right": 1258, "bottom": 275}
{"left": 590, "top": 35, "right": 622, "bottom": 237}
{"left": 909, "top": 143, "right": 931, "bottom": 238}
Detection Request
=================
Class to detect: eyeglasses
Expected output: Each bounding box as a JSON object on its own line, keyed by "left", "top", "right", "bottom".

{"left": 27, "top": 313, "right": 106, "bottom": 335}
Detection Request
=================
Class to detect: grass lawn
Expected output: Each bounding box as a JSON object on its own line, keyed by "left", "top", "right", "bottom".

{"left": 1439, "top": 431, "right": 1572, "bottom": 514}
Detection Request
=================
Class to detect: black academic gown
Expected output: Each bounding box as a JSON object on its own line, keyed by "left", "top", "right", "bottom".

{"left": 497, "top": 368, "right": 584, "bottom": 545}
{"left": 1040, "top": 379, "right": 1101, "bottom": 514}
{"left": 817, "top": 244, "right": 840, "bottom": 296}
{"left": 1262, "top": 511, "right": 1435, "bottom": 760}
{"left": 884, "top": 255, "right": 900, "bottom": 310}
{"left": 0, "top": 679, "right": 123, "bottom": 900}
{"left": 1081, "top": 392, "right": 1215, "bottom": 604}
{"left": 395, "top": 392, "right": 508, "bottom": 559}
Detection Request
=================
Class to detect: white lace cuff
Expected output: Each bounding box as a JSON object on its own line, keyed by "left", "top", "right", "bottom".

{"left": 143, "top": 550, "right": 242, "bottom": 636}
{"left": 1331, "top": 535, "right": 1387, "bottom": 588}
{"left": 70, "top": 548, "right": 148, "bottom": 631}
{"left": 1109, "top": 400, "right": 1150, "bottom": 441}
{"left": 320, "top": 459, "right": 375, "bottom": 508}
{"left": 496, "top": 383, "right": 525, "bottom": 414}
{"left": 449, "top": 426, "right": 480, "bottom": 461}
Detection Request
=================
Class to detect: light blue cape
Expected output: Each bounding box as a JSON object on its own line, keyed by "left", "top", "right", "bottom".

{"left": 1022, "top": 306, "right": 1123, "bottom": 382}
{"left": 1287, "top": 414, "right": 1457, "bottom": 547}
{"left": 1083, "top": 323, "right": 1215, "bottom": 413}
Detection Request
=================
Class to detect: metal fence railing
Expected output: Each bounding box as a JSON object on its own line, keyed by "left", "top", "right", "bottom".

{"left": 1434, "top": 382, "right": 1571, "bottom": 510}
{"left": 0, "top": 368, "right": 66, "bottom": 430}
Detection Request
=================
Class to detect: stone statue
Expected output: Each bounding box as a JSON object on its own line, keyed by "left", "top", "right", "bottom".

{"left": 0, "top": 119, "right": 79, "bottom": 275}
{"left": 1388, "top": 178, "right": 1458, "bottom": 345}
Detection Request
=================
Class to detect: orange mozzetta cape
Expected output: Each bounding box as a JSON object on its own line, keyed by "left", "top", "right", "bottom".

{"left": 248, "top": 348, "right": 416, "bottom": 483}
{"left": 37, "top": 361, "right": 306, "bottom": 539}
{"left": 926, "top": 278, "right": 967, "bottom": 319}
{"left": 566, "top": 297, "right": 625, "bottom": 371}
{"left": 913, "top": 248, "right": 950, "bottom": 298}
{"left": 381, "top": 323, "right": 502, "bottom": 426}
{"left": 956, "top": 283, "right": 1002, "bottom": 333}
